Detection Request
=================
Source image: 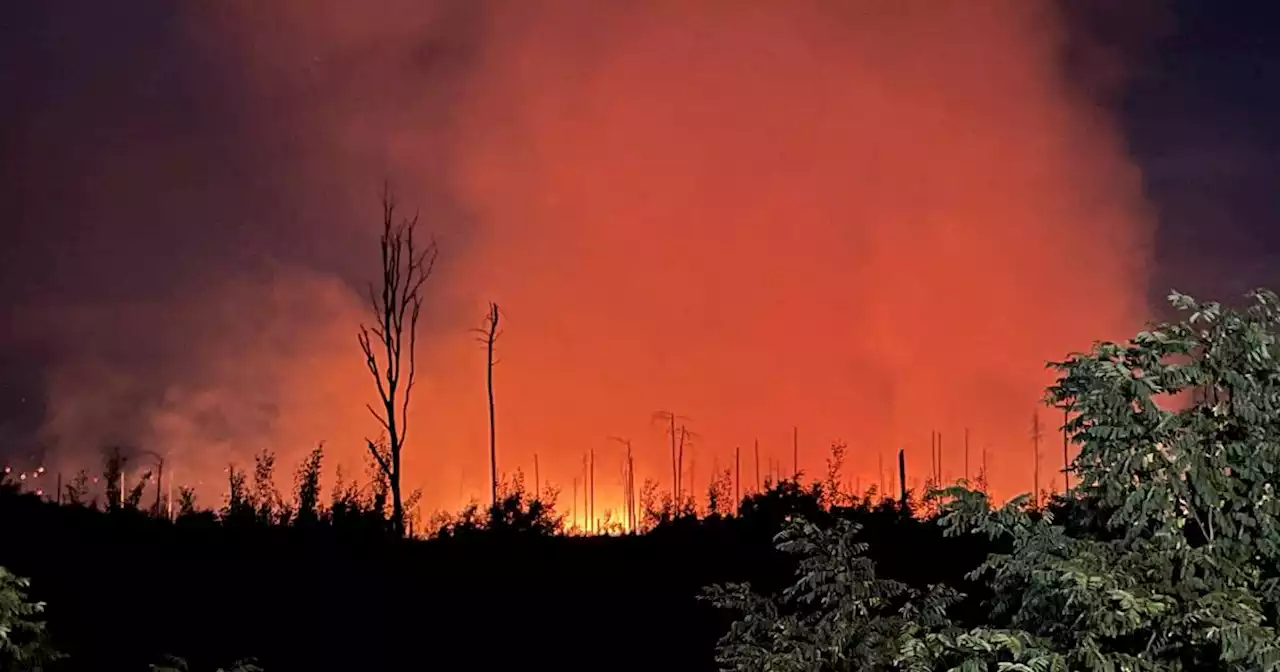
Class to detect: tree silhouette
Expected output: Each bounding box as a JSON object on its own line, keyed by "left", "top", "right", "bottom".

{"left": 251, "top": 448, "right": 282, "bottom": 524}
{"left": 292, "top": 445, "right": 324, "bottom": 528}
{"left": 101, "top": 445, "right": 127, "bottom": 510}
{"left": 0, "top": 567, "right": 61, "bottom": 668}
{"left": 357, "top": 184, "right": 437, "bottom": 536}
{"left": 707, "top": 289, "right": 1280, "bottom": 671}
{"left": 474, "top": 301, "right": 502, "bottom": 509}
{"left": 62, "top": 470, "right": 90, "bottom": 506}
{"left": 222, "top": 464, "right": 255, "bottom": 527}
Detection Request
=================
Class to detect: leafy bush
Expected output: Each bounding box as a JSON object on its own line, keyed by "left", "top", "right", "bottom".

{"left": 706, "top": 289, "right": 1280, "bottom": 671}
{"left": 0, "top": 567, "right": 61, "bottom": 670}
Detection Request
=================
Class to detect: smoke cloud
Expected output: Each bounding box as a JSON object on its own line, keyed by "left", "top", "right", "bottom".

{"left": 4, "top": 1, "right": 1155, "bottom": 516}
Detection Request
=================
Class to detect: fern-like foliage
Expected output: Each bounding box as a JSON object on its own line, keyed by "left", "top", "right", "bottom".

{"left": 0, "top": 567, "right": 62, "bottom": 670}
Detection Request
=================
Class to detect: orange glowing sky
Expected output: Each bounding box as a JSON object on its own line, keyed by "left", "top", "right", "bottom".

{"left": 35, "top": 0, "right": 1154, "bottom": 523}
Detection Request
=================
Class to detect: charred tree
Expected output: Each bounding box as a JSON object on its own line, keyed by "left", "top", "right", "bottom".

{"left": 897, "top": 448, "right": 907, "bottom": 508}
{"left": 652, "top": 411, "right": 692, "bottom": 502}
{"left": 734, "top": 445, "right": 741, "bottom": 508}
{"left": 357, "top": 184, "right": 438, "bottom": 536}
{"left": 754, "top": 439, "right": 761, "bottom": 492}
{"left": 476, "top": 302, "right": 502, "bottom": 509}
{"left": 792, "top": 426, "right": 799, "bottom": 480}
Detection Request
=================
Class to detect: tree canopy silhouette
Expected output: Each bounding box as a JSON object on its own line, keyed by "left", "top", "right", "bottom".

{"left": 705, "top": 289, "right": 1280, "bottom": 671}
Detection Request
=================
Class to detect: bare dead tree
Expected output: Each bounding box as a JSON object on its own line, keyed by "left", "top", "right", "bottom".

{"left": 964, "top": 428, "right": 971, "bottom": 483}
{"left": 627, "top": 451, "right": 636, "bottom": 530}
{"left": 878, "top": 451, "right": 885, "bottom": 497}
{"left": 651, "top": 410, "right": 692, "bottom": 500}
{"left": 676, "top": 424, "right": 699, "bottom": 506}
{"left": 473, "top": 302, "right": 502, "bottom": 509}
{"left": 897, "top": 449, "right": 907, "bottom": 507}
{"left": 930, "top": 431, "right": 938, "bottom": 486}
{"left": 589, "top": 448, "right": 596, "bottom": 533}
{"left": 357, "top": 184, "right": 438, "bottom": 536}
{"left": 734, "top": 445, "right": 741, "bottom": 507}
{"left": 936, "top": 432, "right": 944, "bottom": 484}
{"left": 572, "top": 476, "right": 579, "bottom": 531}
{"left": 792, "top": 426, "right": 799, "bottom": 480}
{"left": 582, "top": 453, "right": 590, "bottom": 531}
{"left": 754, "top": 439, "right": 761, "bottom": 492}
{"left": 609, "top": 436, "right": 635, "bottom": 532}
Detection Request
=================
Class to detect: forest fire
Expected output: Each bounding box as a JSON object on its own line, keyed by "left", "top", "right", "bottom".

{"left": 12, "top": 2, "right": 1279, "bottom": 670}
{"left": 25, "top": 0, "right": 1153, "bottom": 520}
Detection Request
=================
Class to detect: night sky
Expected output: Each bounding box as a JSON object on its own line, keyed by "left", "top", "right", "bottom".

{"left": 2, "top": 1, "right": 1279, "bottom": 506}
{"left": 1123, "top": 0, "right": 1280, "bottom": 299}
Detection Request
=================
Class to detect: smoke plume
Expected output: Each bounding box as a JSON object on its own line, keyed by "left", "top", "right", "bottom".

{"left": 4, "top": 1, "right": 1155, "bottom": 516}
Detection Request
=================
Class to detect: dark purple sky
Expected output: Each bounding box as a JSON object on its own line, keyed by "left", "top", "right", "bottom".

{"left": 1121, "top": 0, "right": 1280, "bottom": 299}
{"left": 1, "top": 0, "right": 1278, "bottom": 459}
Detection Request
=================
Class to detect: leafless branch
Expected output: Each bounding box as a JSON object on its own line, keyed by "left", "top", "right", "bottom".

{"left": 356, "top": 182, "right": 437, "bottom": 536}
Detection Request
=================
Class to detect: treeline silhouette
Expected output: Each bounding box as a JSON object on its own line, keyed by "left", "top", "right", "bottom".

{"left": 0, "top": 441, "right": 991, "bottom": 671}
{"left": 8, "top": 288, "right": 1280, "bottom": 671}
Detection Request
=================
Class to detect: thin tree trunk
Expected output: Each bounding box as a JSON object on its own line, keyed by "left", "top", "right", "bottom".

{"left": 930, "top": 431, "right": 937, "bottom": 485}
{"left": 677, "top": 425, "right": 686, "bottom": 502}
{"left": 154, "top": 459, "right": 164, "bottom": 517}
{"left": 589, "top": 449, "right": 595, "bottom": 533}
{"left": 898, "top": 449, "right": 908, "bottom": 507}
{"left": 734, "top": 445, "right": 741, "bottom": 508}
{"left": 964, "top": 428, "right": 970, "bottom": 483}
{"left": 792, "top": 426, "right": 799, "bottom": 480}
{"left": 937, "top": 432, "right": 943, "bottom": 484}
{"left": 485, "top": 303, "right": 499, "bottom": 509}
{"left": 878, "top": 452, "right": 885, "bottom": 497}
{"left": 670, "top": 415, "right": 678, "bottom": 502}
{"left": 625, "top": 440, "right": 635, "bottom": 531}
{"left": 754, "top": 439, "right": 761, "bottom": 492}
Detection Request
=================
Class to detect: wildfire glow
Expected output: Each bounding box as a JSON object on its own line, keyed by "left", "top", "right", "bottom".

{"left": 32, "top": 0, "right": 1153, "bottom": 518}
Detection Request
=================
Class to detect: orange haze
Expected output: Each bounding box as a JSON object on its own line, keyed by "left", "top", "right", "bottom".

{"left": 37, "top": 0, "right": 1153, "bottom": 524}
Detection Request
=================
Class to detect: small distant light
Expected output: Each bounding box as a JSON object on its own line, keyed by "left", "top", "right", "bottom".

{"left": 35, "top": 489, "right": 43, "bottom": 496}
{"left": 92, "top": 477, "right": 99, "bottom": 483}
{"left": 2, "top": 466, "right": 9, "bottom": 474}
{"left": 19, "top": 473, "right": 26, "bottom": 481}
{"left": 36, "top": 467, "right": 45, "bottom": 474}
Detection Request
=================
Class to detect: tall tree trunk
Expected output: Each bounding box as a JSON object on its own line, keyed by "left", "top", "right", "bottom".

{"left": 484, "top": 302, "right": 500, "bottom": 509}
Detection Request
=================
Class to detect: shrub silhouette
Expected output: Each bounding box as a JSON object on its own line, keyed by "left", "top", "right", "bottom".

{"left": 6, "top": 289, "right": 1278, "bottom": 671}
{"left": 1, "top": 443, "right": 940, "bottom": 671}
{"left": 705, "top": 289, "right": 1280, "bottom": 671}
{"left": 0, "top": 566, "right": 61, "bottom": 669}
